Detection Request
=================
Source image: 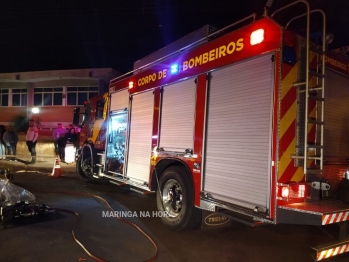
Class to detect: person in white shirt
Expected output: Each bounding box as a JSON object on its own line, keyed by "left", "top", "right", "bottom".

{"left": 26, "top": 119, "right": 39, "bottom": 164}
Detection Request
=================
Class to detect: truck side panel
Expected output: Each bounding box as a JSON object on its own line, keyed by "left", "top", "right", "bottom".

{"left": 203, "top": 53, "right": 275, "bottom": 213}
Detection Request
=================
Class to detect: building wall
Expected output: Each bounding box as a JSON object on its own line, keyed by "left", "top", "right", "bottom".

{"left": 0, "top": 68, "right": 120, "bottom": 128}
{"left": 0, "top": 107, "right": 28, "bottom": 122}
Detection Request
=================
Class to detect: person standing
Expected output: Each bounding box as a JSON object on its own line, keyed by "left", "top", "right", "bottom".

{"left": 53, "top": 123, "right": 66, "bottom": 160}
{"left": 0, "top": 125, "right": 6, "bottom": 160}
{"left": 3, "top": 126, "right": 19, "bottom": 161}
{"left": 64, "top": 127, "right": 77, "bottom": 163}
{"left": 26, "top": 119, "right": 39, "bottom": 165}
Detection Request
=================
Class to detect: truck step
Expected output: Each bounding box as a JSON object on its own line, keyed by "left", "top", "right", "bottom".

{"left": 309, "top": 45, "right": 325, "bottom": 55}
{"left": 308, "top": 117, "right": 324, "bottom": 125}
{"left": 308, "top": 94, "right": 324, "bottom": 101}
{"left": 306, "top": 168, "right": 323, "bottom": 174}
{"left": 291, "top": 154, "right": 322, "bottom": 160}
{"left": 216, "top": 209, "right": 266, "bottom": 227}
{"left": 307, "top": 144, "right": 323, "bottom": 149}
{"left": 309, "top": 69, "right": 325, "bottom": 79}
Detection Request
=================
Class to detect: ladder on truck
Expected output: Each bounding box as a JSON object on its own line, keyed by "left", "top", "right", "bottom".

{"left": 272, "top": 3, "right": 326, "bottom": 178}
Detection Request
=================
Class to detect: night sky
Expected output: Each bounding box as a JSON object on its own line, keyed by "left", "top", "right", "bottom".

{"left": 0, "top": 0, "right": 348, "bottom": 74}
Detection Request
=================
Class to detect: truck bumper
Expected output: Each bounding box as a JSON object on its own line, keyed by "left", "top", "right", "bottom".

{"left": 312, "top": 238, "right": 349, "bottom": 261}
{"left": 278, "top": 200, "right": 349, "bottom": 260}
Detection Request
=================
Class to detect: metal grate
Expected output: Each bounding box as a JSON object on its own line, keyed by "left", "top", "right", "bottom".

{"left": 295, "top": 37, "right": 306, "bottom": 167}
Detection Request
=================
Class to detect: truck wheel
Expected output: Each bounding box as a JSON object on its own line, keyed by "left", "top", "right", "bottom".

{"left": 76, "top": 154, "right": 94, "bottom": 182}
{"left": 156, "top": 166, "right": 201, "bottom": 231}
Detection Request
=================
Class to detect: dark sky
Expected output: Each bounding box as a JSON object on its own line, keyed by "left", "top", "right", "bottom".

{"left": 0, "top": 0, "right": 348, "bottom": 74}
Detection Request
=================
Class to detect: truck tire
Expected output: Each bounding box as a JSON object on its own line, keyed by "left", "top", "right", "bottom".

{"left": 76, "top": 154, "right": 94, "bottom": 182}
{"left": 156, "top": 166, "right": 201, "bottom": 231}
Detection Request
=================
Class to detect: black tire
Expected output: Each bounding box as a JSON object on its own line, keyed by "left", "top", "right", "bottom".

{"left": 156, "top": 166, "right": 201, "bottom": 231}
{"left": 76, "top": 154, "right": 94, "bottom": 182}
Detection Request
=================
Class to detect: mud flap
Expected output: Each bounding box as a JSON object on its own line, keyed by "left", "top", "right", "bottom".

{"left": 201, "top": 210, "right": 232, "bottom": 230}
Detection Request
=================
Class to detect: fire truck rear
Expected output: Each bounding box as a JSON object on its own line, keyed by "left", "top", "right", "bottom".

{"left": 74, "top": 1, "right": 349, "bottom": 260}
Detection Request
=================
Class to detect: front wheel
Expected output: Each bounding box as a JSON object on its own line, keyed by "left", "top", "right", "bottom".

{"left": 156, "top": 166, "right": 201, "bottom": 231}
{"left": 76, "top": 154, "right": 94, "bottom": 182}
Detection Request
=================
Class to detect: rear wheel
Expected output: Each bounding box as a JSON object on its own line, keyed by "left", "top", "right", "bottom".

{"left": 76, "top": 154, "right": 94, "bottom": 182}
{"left": 156, "top": 166, "right": 201, "bottom": 231}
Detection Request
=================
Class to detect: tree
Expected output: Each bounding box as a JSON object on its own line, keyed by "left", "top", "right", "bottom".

{"left": 12, "top": 115, "right": 29, "bottom": 133}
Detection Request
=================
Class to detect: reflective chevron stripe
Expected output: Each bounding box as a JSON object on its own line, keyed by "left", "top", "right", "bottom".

{"left": 322, "top": 211, "right": 349, "bottom": 225}
{"left": 316, "top": 244, "right": 349, "bottom": 261}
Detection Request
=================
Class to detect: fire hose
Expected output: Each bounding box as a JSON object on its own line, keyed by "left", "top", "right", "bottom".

{"left": 8, "top": 170, "right": 158, "bottom": 262}
{"left": 47, "top": 191, "right": 158, "bottom": 262}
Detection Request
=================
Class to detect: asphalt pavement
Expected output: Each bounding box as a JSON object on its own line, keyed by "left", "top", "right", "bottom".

{"left": 1, "top": 159, "right": 349, "bottom": 262}
{"left": 0, "top": 159, "right": 159, "bottom": 262}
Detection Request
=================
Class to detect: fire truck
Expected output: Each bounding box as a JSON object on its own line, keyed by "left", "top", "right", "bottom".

{"left": 74, "top": 1, "right": 349, "bottom": 260}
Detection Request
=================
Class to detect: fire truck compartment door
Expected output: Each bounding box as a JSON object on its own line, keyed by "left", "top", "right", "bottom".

{"left": 204, "top": 54, "right": 274, "bottom": 212}
{"left": 126, "top": 90, "right": 154, "bottom": 183}
{"left": 110, "top": 89, "right": 129, "bottom": 112}
{"left": 159, "top": 78, "right": 196, "bottom": 152}
{"left": 324, "top": 70, "right": 349, "bottom": 158}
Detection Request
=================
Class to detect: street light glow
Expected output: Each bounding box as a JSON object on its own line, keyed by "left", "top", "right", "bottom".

{"left": 32, "top": 107, "right": 39, "bottom": 114}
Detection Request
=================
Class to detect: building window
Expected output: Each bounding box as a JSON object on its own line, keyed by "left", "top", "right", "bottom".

{"left": 0, "top": 89, "right": 9, "bottom": 106}
{"left": 34, "top": 87, "right": 63, "bottom": 106}
{"left": 12, "top": 88, "right": 27, "bottom": 106}
{"left": 67, "top": 86, "right": 98, "bottom": 105}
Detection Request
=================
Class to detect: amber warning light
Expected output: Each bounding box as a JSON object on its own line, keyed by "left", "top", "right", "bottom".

{"left": 128, "top": 81, "right": 134, "bottom": 89}
{"left": 250, "top": 29, "right": 264, "bottom": 45}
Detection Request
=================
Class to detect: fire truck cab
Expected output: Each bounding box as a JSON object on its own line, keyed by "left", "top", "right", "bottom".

{"left": 75, "top": 1, "right": 349, "bottom": 260}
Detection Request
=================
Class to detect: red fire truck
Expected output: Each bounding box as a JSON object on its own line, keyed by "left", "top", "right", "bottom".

{"left": 74, "top": 1, "right": 349, "bottom": 260}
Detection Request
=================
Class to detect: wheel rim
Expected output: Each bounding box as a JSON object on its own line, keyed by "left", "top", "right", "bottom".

{"left": 81, "top": 157, "right": 92, "bottom": 177}
{"left": 162, "top": 179, "right": 183, "bottom": 217}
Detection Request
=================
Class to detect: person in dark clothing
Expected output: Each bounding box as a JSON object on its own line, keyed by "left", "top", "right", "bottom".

{"left": 65, "top": 127, "right": 77, "bottom": 147}
{"left": 52, "top": 123, "right": 66, "bottom": 160}
{"left": 64, "top": 127, "right": 77, "bottom": 163}
{"left": 3, "top": 126, "right": 19, "bottom": 161}
{"left": 26, "top": 119, "right": 39, "bottom": 164}
{"left": 0, "top": 125, "right": 6, "bottom": 160}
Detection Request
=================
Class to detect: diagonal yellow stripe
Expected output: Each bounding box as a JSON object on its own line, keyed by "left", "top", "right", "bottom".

{"left": 281, "top": 64, "right": 298, "bottom": 100}
{"left": 280, "top": 101, "right": 296, "bottom": 138}
{"left": 279, "top": 138, "right": 295, "bottom": 177}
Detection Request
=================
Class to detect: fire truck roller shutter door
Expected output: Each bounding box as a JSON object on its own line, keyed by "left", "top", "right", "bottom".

{"left": 203, "top": 54, "right": 274, "bottom": 212}
{"left": 110, "top": 89, "right": 129, "bottom": 112}
{"left": 126, "top": 90, "right": 154, "bottom": 183}
{"left": 159, "top": 78, "right": 196, "bottom": 152}
{"left": 323, "top": 70, "right": 349, "bottom": 159}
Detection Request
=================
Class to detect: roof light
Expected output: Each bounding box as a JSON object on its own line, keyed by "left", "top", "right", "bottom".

{"left": 250, "top": 29, "right": 264, "bottom": 45}
{"left": 170, "top": 64, "right": 179, "bottom": 74}
{"left": 128, "top": 81, "right": 134, "bottom": 89}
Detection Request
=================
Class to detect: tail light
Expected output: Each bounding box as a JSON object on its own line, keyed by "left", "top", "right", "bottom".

{"left": 277, "top": 182, "right": 309, "bottom": 202}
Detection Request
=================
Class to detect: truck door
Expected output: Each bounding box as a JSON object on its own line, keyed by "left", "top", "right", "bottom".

{"left": 203, "top": 54, "right": 275, "bottom": 214}
{"left": 159, "top": 78, "right": 196, "bottom": 152}
{"left": 105, "top": 89, "right": 129, "bottom": 176}
{"left": 126, "top": 90, "right": 154, "bottom": 183}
